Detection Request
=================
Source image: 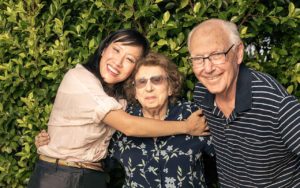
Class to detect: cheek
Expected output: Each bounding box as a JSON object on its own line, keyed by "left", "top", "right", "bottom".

{"left": 192, "top": 66, "right": 198, "bottom": 74}
{"left": 192, "top": 67, "right": 203, "bottom": 76}
{"left": 123, "top": 63, "right": 136, "bottom": 75}
{"left": 158, "top": 87, "right": 170, "bottom": 100}
{"left": 99, "top": 60, "right": 105, "bottom": 75}
{"left": 135, "top": 90, "right": 143, "bottom": 101}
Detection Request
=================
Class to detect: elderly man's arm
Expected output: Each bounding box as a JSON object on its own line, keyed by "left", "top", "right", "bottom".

{"left": 279, "top": 95, "right": 300, "bottom": 155}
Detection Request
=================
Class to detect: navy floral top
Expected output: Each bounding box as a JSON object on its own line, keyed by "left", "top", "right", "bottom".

{"left": 108, "top": 100, "right": 215, "bottom": 188}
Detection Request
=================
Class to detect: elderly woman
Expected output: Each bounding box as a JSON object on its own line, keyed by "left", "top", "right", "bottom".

{"left": 109, "top": 52, "right": 214, "bottom": 188}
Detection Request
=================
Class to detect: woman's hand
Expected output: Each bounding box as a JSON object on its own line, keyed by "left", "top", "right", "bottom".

{"left": 35, "top": 130, "right": 50, "bottom": 148}
{"left": 186, "top": 109, "right": 210, "bottom": 136}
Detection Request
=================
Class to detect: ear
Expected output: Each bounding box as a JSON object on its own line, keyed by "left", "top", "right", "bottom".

{"left": 236, "top": 43, "right": 244, "bottom": 65}
{"left": 168, "top": 86, "right": 173, "bottom": 96}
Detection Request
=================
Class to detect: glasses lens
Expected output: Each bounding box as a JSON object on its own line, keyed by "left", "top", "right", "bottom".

{"left": 150, "top": 76, "right": 164, "bottom": 85}
{"left": 134, "top": 76, "right": 167, "bottom": 88}
{"left": 210, "top": 54, "right": 225, "bottom": 64}
{"left": 190, "top": 57, "right": 203, "bottom": 65}
{"left": 135, "top": 78, "right": 147, "bottom": 88}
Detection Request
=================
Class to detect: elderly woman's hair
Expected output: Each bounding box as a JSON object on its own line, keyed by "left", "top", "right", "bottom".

{"left": 124, "top": 52, "right": 183, "bottom": 104}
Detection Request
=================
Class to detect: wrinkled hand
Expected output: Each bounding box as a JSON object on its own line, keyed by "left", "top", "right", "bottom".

{"left": 185, "top": 109, "right": 210, "bottom": 136}
{"left": 35, "top": 130, "right": 50, "bottom": 148}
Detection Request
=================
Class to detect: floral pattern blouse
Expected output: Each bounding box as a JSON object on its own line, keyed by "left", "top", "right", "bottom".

{"left": 108, "top": 100, "right": 215, "bottom": 188}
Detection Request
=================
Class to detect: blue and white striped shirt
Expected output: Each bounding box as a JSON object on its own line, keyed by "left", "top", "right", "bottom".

{"left": 194, "top": 64, "right": 300, "bottom": 188}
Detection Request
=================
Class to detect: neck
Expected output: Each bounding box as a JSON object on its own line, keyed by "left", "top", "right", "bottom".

{"left": 142, "top": 104, "right": 168, "bottom": 120}
{"left": 215, "top": 77, "right": 238, "bottom": 118}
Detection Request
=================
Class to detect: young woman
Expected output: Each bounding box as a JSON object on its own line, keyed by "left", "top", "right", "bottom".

{"left": 29, "top": 29, "right": 206, "bottom": 188}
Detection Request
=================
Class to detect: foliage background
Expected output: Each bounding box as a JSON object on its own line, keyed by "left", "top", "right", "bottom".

{"left": 0, "top": 0, "right": 300, "bottom": 187}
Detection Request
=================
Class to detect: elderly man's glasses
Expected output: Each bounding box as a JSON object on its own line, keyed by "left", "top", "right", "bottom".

{"left": 188, "top": 44, "right": 235, "bottom": 67}
{"left": 134, "top": 75, "right": 168, "bottom": 89}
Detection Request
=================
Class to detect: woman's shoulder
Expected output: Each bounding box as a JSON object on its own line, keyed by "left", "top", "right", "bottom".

{"left": 67, "top": 64, "right": 98, "bottom": 81}
{"left": 56, "top": 64, "right": 106, "bottom": 95}
{"left": 167, "top": 100, "right": 199, "bottom": 120}
{"left": 171, "top": 100, "right": 199, "bottom": 111}
{"left": 125, "top": 103, "right": 142, "bottom": 116}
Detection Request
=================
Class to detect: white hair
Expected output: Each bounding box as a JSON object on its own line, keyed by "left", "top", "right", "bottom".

{"left": 187, "top": 18, "right": 242, "bottom": 49}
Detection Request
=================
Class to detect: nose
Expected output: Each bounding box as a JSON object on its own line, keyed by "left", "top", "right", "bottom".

{"left": 115, "top": 54, "right": 125, "bottom": 67}
{"left": 145, "top": 80, "right": 153, "bottom": 92}
{"left": 203, "top": 59, "right": 214, "bottom": 73}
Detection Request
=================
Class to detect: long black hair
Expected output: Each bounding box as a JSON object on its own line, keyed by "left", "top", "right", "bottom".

{"left": 83, "top": 29, "right": 149, "bottom": 99}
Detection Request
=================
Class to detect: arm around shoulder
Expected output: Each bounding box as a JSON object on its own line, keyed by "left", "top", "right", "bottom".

{"left": 103, "top": 109, "right": 206, "bottom": 137}
{"left": 103, "top": 109, "right": 188, "bottom": 137}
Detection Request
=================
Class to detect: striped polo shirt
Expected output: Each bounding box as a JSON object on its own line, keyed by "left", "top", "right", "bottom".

{"left": 194, "top": 64, "right": 300, "bottom": 188}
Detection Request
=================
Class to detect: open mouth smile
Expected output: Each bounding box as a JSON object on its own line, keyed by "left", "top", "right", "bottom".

{"left": 107, "top": 64, "right": 120, "bottom": 75}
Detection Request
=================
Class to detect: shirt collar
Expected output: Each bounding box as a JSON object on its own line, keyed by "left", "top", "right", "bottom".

{"left": 201, "top": 64, "right": 252, "bottom": 113}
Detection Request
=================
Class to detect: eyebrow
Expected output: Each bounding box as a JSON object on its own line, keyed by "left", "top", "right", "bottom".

{"left": 135, "top": 75, "right": 165, "bottom": 79}
{"left": 115, "top": 43, "right": 140, "bottom": 60}
{"left": 192, "top": 49, "right": 225, "bottom": 57}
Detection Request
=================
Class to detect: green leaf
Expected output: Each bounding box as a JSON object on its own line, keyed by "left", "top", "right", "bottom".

{"left": 217, "top": 0, "right": 222, "bottom": 9}
{"left": 124, "top": 10, "right": 133, "bottom": 19}
{"left": 165, "top": 2, "right": 176, "bottom": 10}
{"left": 230, "top": 16, "right": 239, "bottom": 23}
{"left": 240, "top": 26, "right": 248, "bottom": 35}
{"left": 186, "top": 80, "right": 194, "bottom": 90}
{"left": 288, "top": 2, "right": 295, "bottom": 17}
{"left": 157, "top": 39, "right": 168, "bottom": 46}
{"left": 287, "top": 85, "right": 294, "bottom": 94}
{"left": 180, "top": 0, "right": 189, "bottom": 9}
{"left": 95, "top": 1, "right": 103, "bottom": 8}
{"left": 46, "top": 72, "right": 58, "bottom": 79}
{"left": 126, "top": 0, "right": 134, "bottom": 6}
{"left": 169, "top": 39, "right": 176, "bottom": 50}
{"left": 297, "top": 76, "right": 300, "bottom": 83}
{"left": 269, "top": 16, "right": 280, "bottom": 25}
{"left": 163, "top": 11, "right": 170, "bottom": 23}
{"left": 89, "top": 38, "right": 95, "bottom": 50}
{"left": 193, "top": 2, "right": 201, "bottom": 13}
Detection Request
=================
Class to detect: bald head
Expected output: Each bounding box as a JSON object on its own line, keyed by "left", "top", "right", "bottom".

{"left": 188, "top": 19, "right": 241, "bottom": 51}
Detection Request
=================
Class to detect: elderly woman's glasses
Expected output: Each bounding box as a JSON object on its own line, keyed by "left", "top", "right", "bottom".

{"left": 134, "top": 75, "right": 168, "bottom": 89}
{"left": 188, "top": 44, "right": 234, "bottom": 67}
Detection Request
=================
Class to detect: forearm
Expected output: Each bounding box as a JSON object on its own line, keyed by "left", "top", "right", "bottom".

{"left": 103, "top": 109, "right": 188, "bottom": 137}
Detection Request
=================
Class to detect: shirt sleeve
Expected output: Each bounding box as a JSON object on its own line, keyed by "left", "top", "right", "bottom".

{"left": 72, "top": 67, "right": 123, "bottom": 124}
{"left": 189, "top": 102, "right": 215, "bottom": 156}
{"left": 48, "top": 65, "right": 122, "bottom": 126}
{"left": 279, "top": 95, "right": 300, "bottom": 155}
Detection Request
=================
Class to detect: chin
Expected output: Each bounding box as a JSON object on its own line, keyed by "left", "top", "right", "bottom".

{"left": 206, "top": 87, "right": 223, "bottom": 95}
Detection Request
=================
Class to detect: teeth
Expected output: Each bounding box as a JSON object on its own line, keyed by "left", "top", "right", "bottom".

{"left": 207, "top": 76, "right": 218, "bottom": 80}
{"left": 107, "top": 65, "right": 119, "bottom": 75}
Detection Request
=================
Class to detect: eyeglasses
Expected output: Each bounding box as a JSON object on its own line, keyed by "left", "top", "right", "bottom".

{"left": 133, "top": 75, "right": 168, "bottom": 89}
{"left": 188, "top": 44, "right": 235, "bottom": 67}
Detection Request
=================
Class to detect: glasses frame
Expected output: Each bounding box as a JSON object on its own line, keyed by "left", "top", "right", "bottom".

{"left": 133, "top": 75, "right": 169, "bottom": 89}
{"left": 188, "top": 44, "right": 235, "bottom": 67}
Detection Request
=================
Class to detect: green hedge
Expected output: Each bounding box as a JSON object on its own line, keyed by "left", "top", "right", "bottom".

{"left": 0, "top": 0, "right": 299, "bottom": 187}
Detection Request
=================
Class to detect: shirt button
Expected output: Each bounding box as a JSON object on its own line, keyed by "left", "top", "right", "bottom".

{"left": 225, "top": 124, "right": 230, "bottom": 129}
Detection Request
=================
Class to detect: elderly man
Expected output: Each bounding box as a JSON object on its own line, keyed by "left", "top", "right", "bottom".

{"left": 188, "top": 18, "right": 300, "bottom": 187}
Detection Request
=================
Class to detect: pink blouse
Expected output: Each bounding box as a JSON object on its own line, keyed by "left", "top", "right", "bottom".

{"left": 38, "top": 64, "right": 123, "bottom": 162}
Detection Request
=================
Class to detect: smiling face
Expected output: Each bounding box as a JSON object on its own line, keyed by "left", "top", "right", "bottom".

{"left": 189, "top": 22, "right": 243, "bottom": 97}
{"left": 134, "top": 65, "right": 172, "bottom": 115}
{"left": 99, "top": 42, "right": 143, "bottom": 85}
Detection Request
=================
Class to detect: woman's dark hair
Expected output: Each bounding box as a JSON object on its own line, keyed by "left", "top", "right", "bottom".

{"left": 83, "top": 29, "right": 149, "bottom": 99}
{"left": 124, "top": 52, "right": 183, "bottom": 104}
